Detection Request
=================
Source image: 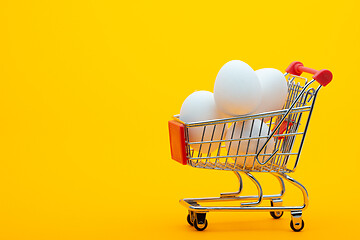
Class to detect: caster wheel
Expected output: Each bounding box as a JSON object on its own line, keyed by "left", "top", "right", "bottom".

{"left": 290, "top": 219, "right": 304, "bottom": 232}
{"left": 187, "top": 214, "right": 193, "bottom": 226}
{"left": 270, "top": 211, "right": 284, "bottom": 219}
{"left": 194, "top": 219, "right": 208, "bottom": 231}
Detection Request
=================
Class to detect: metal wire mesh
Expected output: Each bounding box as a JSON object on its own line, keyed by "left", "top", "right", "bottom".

{"left": 177, "top": 74, "right": 318, "bottom": 173}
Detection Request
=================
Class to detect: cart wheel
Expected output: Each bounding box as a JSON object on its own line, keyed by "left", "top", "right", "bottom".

{"left": 194, "top": 219, "right": 208, "bottom": 231}
{"left": 270, "top": 211, "right": 284, "bottom": 219}
{"left": 290, "top": 219, "right": 304, "bottom": 232}
{"left": 187, "top": 214, "right": 193, "bottom": 226}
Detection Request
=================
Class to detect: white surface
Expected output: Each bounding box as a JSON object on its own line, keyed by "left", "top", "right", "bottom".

{"left": 214, "top": 60, "right": 262, "bottom": 116}
{"left": 253, "top": 68, "right": 288, "bottom": 119}
{"left": 179, "top": 91, "right": 229, "bottom": 154}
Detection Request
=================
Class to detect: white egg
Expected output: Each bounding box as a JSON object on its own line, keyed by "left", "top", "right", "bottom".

{"left": 214, "top": 60, "right": 262, "bottom": 116}
{"left": 180, "top": 91, "right": 229, "bottom": 154}
{"left": 253, "top": 68, "right": 288, "bottom": 119}
{"left": 225, "top": 119, "right": 275, "bottom": 168}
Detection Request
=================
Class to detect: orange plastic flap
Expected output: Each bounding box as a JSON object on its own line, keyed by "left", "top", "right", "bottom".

{"left": 168, "top": 120, "right": 188, "bottom": 165}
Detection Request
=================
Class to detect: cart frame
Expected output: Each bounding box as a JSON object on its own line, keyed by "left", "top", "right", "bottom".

{"left": 168, "top": 61, "right": 332, "bottom": 231}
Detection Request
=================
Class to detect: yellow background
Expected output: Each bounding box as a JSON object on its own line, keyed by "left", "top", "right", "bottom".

{"left": 0, "top": 0, "right": 358, "bottom": 239}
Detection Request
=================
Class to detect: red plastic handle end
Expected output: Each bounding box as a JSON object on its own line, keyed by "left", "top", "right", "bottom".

{"left": 285, "top": 61, "right": 304, "bottom": 76}
{"left": 313, "top": 69, "right": 332, "bottom": 87}
{"left": 286, "top": 61, "right": 333, "bottom": 87}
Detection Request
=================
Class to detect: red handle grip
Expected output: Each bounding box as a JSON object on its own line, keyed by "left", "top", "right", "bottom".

{"left": 286, "top": 61, "right": 333, "bottom": 87}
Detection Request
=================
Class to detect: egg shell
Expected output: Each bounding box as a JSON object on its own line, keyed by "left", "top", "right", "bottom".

{"left": 225, "top": 119, "right": 275, "bottom": 168}
{"left": 253, "top": 68, "right": 288, "bottom": 119}
{"left": 214, "top": 60, "right": 262, "bottom": 116}
{"left": 179, "top": 91, "right": 229, "bottom": 154}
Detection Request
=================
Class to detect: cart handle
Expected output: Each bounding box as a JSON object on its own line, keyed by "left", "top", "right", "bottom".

{"left": 286, "top": 61, "right": 333, "bottom": 87}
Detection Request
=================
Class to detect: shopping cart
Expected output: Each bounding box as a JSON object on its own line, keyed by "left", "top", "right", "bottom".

{"left": 168, "top": 61, "right": 332, "bottom": 232}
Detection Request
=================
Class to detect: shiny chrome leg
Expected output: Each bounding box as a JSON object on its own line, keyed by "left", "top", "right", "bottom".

{"left": 271, "top": 173, "right": 286, "bottom": 197}
{"left": 220, "top": 171, "right": 243, "bottom": 198}
{"left": 275, "top": 172, "right": 309, "bottom": 210}
{"left": 241, "top": 173, "right": 263, "bottom": 206}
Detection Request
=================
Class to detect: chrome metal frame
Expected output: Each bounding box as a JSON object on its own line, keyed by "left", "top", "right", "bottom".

{"left": 174, "top": 73, "right": 322, "bottom": 231}
{"left": 180, "top": 172, "right": 308, "bottom": 212}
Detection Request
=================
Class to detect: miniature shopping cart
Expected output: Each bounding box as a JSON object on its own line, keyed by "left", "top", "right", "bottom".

{"left": 168, "top": 61, "right": 332, "bottom": 232}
